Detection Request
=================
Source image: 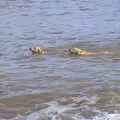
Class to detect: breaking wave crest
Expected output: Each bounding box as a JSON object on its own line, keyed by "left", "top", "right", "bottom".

{"left": 8, "top": 99, "right": 120, "bottom": 120}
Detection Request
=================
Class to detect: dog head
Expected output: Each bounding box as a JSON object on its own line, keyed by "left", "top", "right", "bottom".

{"left": 68, "top": 47, "right": 83, "bottom": 55}
{"left": 29, "top": 46, "right": 47, "bottom": 55}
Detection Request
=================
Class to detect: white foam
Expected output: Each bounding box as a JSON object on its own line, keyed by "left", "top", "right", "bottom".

{"left": 94, "top": 113, "right": 120, "bottom": 120}
{"left": 10, "top": 111, "right": 120, "bottom": 120}
{"left": 18, "top": 100, "right": 73, "bottom": 120}
{"left": 72, "top": 95, "right": 99, "bottom": 105}
{"left": 8, "top": 100, "right": 120, "bottom": 120}
{"left": 72, "top": 113, "right": 120, "bottom": 120}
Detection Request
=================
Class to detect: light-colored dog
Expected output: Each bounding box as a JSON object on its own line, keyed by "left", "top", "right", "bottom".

{"left": 68, "top": 47, "right": 96, "bottom": 56}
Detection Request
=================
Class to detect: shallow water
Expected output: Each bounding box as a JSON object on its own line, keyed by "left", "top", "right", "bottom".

{"left": 0, "top": 0, "right": 120, "bottom": 119}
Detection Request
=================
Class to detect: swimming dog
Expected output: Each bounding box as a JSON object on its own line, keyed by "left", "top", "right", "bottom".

{"left": 29, "top": 46, "right": 96, "bottom": 56}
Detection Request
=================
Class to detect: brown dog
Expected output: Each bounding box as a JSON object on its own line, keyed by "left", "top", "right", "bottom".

{"left": 29, "top": 46, "right": 47, "bottom": 55}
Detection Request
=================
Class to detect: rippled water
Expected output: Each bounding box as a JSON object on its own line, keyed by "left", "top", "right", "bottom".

{"left": 0, "top": 0, "right": 120, "bottom": 119}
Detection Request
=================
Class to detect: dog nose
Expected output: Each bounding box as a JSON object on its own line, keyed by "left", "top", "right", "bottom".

{"left": 29, "top": 48, "right": 32, "bottom": 51}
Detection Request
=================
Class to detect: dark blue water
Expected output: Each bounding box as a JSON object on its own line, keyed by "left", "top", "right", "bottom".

{"left": 0, "top": 0, "right": 120, "bottom": 119}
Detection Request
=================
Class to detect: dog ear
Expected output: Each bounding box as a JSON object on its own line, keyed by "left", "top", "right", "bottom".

{"left": 38, "top": 49, "right": 41, "bottom": 54}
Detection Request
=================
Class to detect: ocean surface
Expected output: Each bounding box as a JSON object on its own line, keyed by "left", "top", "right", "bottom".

{"left": 0, "top": 0, "right": 120, "bottom": 120}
